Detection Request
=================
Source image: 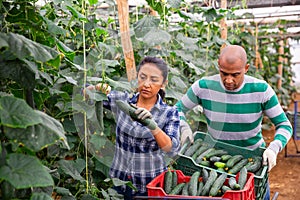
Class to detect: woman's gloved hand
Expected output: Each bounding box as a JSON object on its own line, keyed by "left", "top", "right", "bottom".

{"left": 134, "top": 107, "right": 152, "bottom": 120}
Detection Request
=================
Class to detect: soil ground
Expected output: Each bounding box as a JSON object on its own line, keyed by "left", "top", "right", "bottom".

{"left": 263, "top": 127, "right": 300, "bottom": 200}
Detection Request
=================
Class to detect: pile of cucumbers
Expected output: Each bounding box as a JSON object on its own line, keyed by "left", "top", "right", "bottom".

{"left": 163, "top": 167, "right": 248, "bottom": 197}
{"left": 180, "top": 139, "right": 262, "bottom": 174}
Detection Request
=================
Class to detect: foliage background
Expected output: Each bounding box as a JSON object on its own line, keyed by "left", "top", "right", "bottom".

{"left": 0, "top": 0, "right": 296, "bottom": 199}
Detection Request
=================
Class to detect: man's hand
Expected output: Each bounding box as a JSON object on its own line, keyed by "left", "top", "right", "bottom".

{"left": 263, "top": 140, "right": 281, "bottom": 172}
{"left": 263, "top": 148, "right": 277, "bottom": 172}
{"left": 180, "top": 120, "right": 194, "bottom": 145}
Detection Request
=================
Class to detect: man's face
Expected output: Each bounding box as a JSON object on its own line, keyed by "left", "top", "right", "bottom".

{"left": 218, "top": 58, "right": 249, "bottom": 91}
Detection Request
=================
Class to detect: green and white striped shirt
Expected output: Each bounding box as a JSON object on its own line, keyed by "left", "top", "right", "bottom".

{"left": 176, "top": 74, "right": 292, "bottom": 151}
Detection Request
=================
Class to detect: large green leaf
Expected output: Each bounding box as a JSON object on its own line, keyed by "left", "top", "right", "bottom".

{"left": 7, "top": 32, "right": 58, "bottom": 63}
{"left": 30, "top": 192, "right": 53, "bottom": 200}
{"left": 0, "top": 33, "right": 9, "bottom": 49}
{"left": 142, "top": 28, "right": 171, "bottom": 46}
{"left": 0, "top": 153, "right": 54, "bottom": 189}
{"left": 0, "top": 96, "right": 42, "bottom": 128}
{"left": 133, "top": 16, "right": 160, "bottom": 38}
{"left": 4, "top": 110, "right": 70, "bottom": 152}
{"left": 58, "top": 159, "right": 85, "bottom": 182}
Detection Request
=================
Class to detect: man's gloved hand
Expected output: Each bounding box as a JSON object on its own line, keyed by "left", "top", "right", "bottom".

{"left": 134, "top": 107, "right": 152, "bottom": 120}
{"left": 180, "top": 120, "right": 194, "bottom": 145}
{"left": 263, "top": 141, "right": 280, "bottom": 172}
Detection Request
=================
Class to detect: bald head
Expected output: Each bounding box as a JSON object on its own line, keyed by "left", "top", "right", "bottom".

{"left": 219, "top": 45, "right": 247, "bottom": 66}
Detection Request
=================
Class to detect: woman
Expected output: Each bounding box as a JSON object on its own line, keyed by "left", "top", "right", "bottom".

{"left": 85, "top": 56, "right": 180, "bottom": 199}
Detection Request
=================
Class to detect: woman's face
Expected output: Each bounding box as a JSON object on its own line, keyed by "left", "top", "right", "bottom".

{"left": 137, "top": 63, "right": 165, "bottom": 99}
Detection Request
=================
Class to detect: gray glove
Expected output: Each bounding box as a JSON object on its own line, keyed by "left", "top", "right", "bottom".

{"left": 263, "top": 140, "right": 280, "bottom": 172}
{"left": 135, "top": 107, "right": 152, "bottom": 120}
{"left": 180, "top": 120, "right": 194, "bottom": 145}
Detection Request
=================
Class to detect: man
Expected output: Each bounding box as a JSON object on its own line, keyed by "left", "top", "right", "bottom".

{"left": 176, "top": 45, "right": 292, "bottom": 199}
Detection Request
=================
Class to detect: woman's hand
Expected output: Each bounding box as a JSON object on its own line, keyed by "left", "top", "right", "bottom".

{"left": 95, "top": 83, "right": 111, "bottom": 94}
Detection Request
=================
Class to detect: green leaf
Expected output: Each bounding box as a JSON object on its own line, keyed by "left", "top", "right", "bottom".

{"left": 0, "top": 153, "right": 54, "bottom": 189}
{"left": 7, "top": 33, "right": 58, "bottom": 63}
{"left": 30, "top": 192, "right": 53, "bottom": 200}
{"left": 0, "top": 33, "right": 9, "bottom": 49}
{"left": 4, "top": 110, "right": 70, "bottom": 151}
{"left": 0, "top": 96, "right": 42, "bottom": 128}
{"left": 142, "top": 28, "right": 171, "bottom": 46}
{"left": 58, "top": 159, "right": 85, "bottom": 182}
{"left": 66, "top": 5, "right": 88, "bottom": 22}
{"left": 133, "top": 16, "right": 160, "bottom": 38}
{"left": 88, "top": 0, "right": 98, "bottom": 5}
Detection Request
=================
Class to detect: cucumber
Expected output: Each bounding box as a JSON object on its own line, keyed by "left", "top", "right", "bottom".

{"left": 191, "top": 144, "right": 210, "bottom": 160}
{"left": 210, "top": 156, "right": 222, "bottom": 162}
{"left": 226, "top": 155, "right": 244, "bottom": 168}
{"left": 201, "top": 170, "right": 218, "bottom": 196}
{"left": 228, "top": 158, "right": 248, "bottom": 174}
{"left": 228, "top": 177, "right": 240, "bottom": 190}
{"left": 180, "top": 137, "right": 191, "bottom": 155}
{"left": 209, "top": 173, "right": 227, "bottom": 197}
{"left": 196, "top": 148, "right": 215, "bottom": 163}
{"left": 169, "top": 183, "right": 185, "bottom": 195}
{"left": 172, "top": 171, "right": 178, "bottom": 189}
{"left": 196, "top": 181, "right": 204, "bottom": 196}
{"left": 164, "top": 170, "right": 173, "bottom": 194}
{"left": 246, "top": 156, "right": 262, "bottom": 173}
{"left": 214, "top": 161, "right": 226, "bottom": 169}
{"left": 222, "top": 185, "right": 232, "bottom": 193}
{"left": 221, "top": 154, "right": 232, "bottom": 162}
{"left": 204, "top": 149, "right": 228, "bottom": 159}
{"left": 238, "top": 166, "right": 248, "bottom": 189}
{"left": 202, "top": 168, "right": 209, "bottom": 184}
{"left": 188, "top": 171, "right": 201, "bottom": 196}
{"left": 184, "top": 139, "right": 203, "bottom": 157}
{"left": 199, "top": 160, "right": 210, "bottom": 167}
{"left": 181, "top": 182, "right": 189, "bottom": 195}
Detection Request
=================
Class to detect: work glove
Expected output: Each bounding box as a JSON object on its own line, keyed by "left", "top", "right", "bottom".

{"left": 180, "top": 120, "right": 194, "bottom": 145}
{"left": 263, "top": 141, "right": 280, "bottom": 172}
{"left": 134, "top": 107, "right": 152, "bottom": 120}
{"left": 95, "top": 83, "right": 111, "bottom": 94}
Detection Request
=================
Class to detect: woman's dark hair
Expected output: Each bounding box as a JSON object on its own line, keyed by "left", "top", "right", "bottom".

{"left": 137, "top": 56, "right": 168, "bottom": 99}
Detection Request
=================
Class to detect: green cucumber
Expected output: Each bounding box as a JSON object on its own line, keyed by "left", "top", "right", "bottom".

{"left": 238, "top": 166, "right": 248, "bottom": 189}
{"left": 201, "top": 170, "right": 218, "bottom": 196}
{"left": 214, "top": 161, "right": 226, "bottom": 169}
{"left": 184, "top": 139, "right": 203, "bottom": 157}
{"left": 196, "top": 181, "right": 204, "bottom": 196}
{"left": 204, "top": 149, "right": 228, "bottom": 159}
{"left": 228, "top": 158, "right": 248, "bottom": 174}
{"left": 199, "top": 160, "right": 211, "bottom": 167}
{"left": 221, "top": 154, "right": 232, "bottom": 162}
{"left": 209, "top": 173, "right": 227, "bottom": 197}
{"left": 169, "top": 183, "right": 185, "bottom": 195}
{"left": 246, "top": 156, "right": 262, "bottom": 173}
{"left": 196, "top": 148, "right": 215, "bottom": 163}
{"left": 172, "top": 171, "right": 178, "bottom": 189}
{"left": 179, "top": 138, "right": 191, "bottom": 155}
{"left": 226, "top": 155, "right": 244, "bottom": 168}
{"left": 222, "top": 185, "right": 232, "bottom": 193}
{"left": 181, "top": 182, "right": 189, "bottom": 195}
{"left": 188, "top": 171, "right": 201, "bottom": 196}
{"left": 164, "top": 170, "right": 173, "bottom": 194}
{"left": 191, "top": 144, "right": 210, "bottom": 160}
{"left": 210, "top": 156, "right": 222, "bottom": 162}
{"left": 228, "top": 177, "right": 240, "bottom": 190}
{"left": 202, "top": 168, "right": 209, "bottom": 184}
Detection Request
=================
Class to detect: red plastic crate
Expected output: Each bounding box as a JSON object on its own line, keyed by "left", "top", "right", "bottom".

{"left": 147, "top": 170, "right": 255, "bottom": 200}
